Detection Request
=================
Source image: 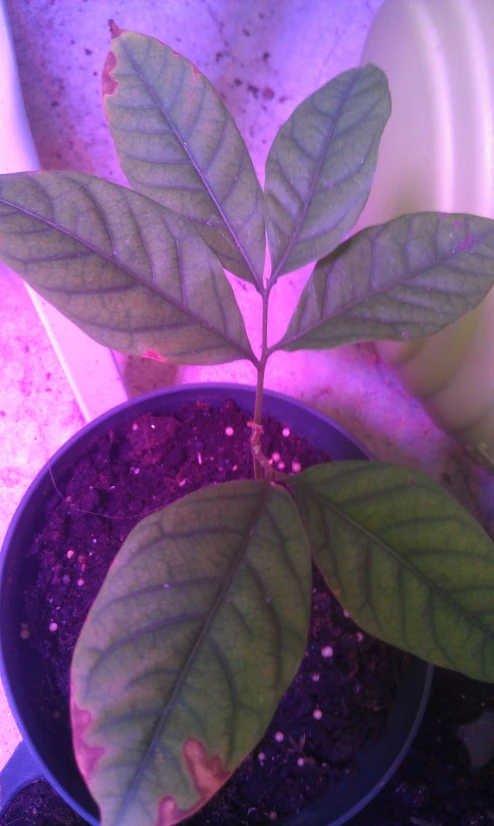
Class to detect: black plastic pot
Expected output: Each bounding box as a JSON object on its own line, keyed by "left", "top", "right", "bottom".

{"left": 0, "top": 384, "right": 432, "bottom": 825}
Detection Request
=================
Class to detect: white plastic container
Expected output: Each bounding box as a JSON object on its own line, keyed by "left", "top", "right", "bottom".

{"left": 0, "top": 0, "right": 128, "bottom": 421}
{"left": 356, "top": 0, "right": 494, "bottom": 469}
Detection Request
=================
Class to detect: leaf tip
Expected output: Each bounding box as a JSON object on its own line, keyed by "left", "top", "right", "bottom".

{"left": 71, "top": 701, "right": 105, "bottom": 781}
{"left": 102, "top": 21, "right": 125, "bottom": 98}
{"left": 108, "top": 19, "right": 125, "bottom": 40}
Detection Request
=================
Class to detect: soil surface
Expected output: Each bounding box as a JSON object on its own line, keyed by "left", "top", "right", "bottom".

{"left": 1, "top": 400, "right": 493, "bottom": 824}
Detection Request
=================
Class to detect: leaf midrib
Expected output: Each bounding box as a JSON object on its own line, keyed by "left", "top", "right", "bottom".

{"left": 117, "top": 481, "right": 272, "bottom": 823}
{"left": 116, "top": 35, "right": 263, "bottom": 291}
{"left": 269, "top": 70, "right": 363, "bottom": 281}
{"left": 294, "top": 475, "right": 494, "bottom": 641}
{"left": 0, "top": 181, "right": 255, "bottom": 364}
{"left": 277, "top": 220, "right": 494, "bottom": 349}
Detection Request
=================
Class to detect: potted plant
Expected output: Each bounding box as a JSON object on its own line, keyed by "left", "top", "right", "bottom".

{"left": 0, "top": 384, "right": 432, "bottom": 826}
{"left": 0, "top": 22, "right": 493, "bottom": 826}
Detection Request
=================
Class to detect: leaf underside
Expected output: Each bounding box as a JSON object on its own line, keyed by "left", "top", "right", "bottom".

{"left": 292, "top": 461, "right": 494, "bottom": 683}
{"left": 70, "top": 480, "right": 311, "bottom": 826}
{"left": 0, "top": 171, "right": 254, "bottom": 365}
{"left": 103, "top": 28, "right": 266, "bottom": 290}
{"left": 278, "top": 212, "right": 494, "bottom": 352}
{"left": 264, "top": 64, "right": 391, "bottom": 280}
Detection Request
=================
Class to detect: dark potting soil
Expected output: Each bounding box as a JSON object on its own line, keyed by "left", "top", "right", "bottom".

{"left": 1, "top": 779, "right": 86, "bottom": 826}
{"left": 2, "top": 397, "right": 468, "bottom": 826}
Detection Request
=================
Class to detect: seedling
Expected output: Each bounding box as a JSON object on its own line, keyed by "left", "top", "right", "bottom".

{"left": 1, "top": 22, "right": 494, "bottom": 826}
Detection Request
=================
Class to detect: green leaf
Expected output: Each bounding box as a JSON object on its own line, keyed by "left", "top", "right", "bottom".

{"left": 70, "top": 480, "right": 311, "bottom": 826}
{"left": 264, "top": 64, "right": 390, "bottom": 281}
{"left": 0, "top": 171, "right": 255, "bottom": 366}
{"left": 103, "top": 24, "right": 266, "bottom": 290}
{"left": 291, "top": 461, "right": 494, "bottom": 682}
{"left": 277, "top": 212, "right": 494, "bottom": 352}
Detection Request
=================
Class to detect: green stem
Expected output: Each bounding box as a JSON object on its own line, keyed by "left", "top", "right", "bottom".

{"left": 253, "top": 358, "right": 266, "bottom": 428}
{"left": 251, "top": 285, "right": 271, "bottom": 480}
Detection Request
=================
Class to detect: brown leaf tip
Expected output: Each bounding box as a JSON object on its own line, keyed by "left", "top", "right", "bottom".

{"left": 154, "top": 739, "right": 230, "bottom": 826}
{"left": 108, "top": 19, "right": 125, "bottom": 40}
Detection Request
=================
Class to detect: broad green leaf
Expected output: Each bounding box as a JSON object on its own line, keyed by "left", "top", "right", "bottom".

{"left": 264, "top": 64, "right": 390, "bottom": 281}
{"left": 71, "top": 480, "right": 311, "bottom": 826}
{"left": 0, "top": 171, "right": 255, "bottom": 366}
{"left": 103, "top": 24, "right": 266, "bottom": 290}
{"left": 291, "top": 461, "right": 494, "bottom": 682}
{"left": 277, "top": 213, "right": 494, "bottom": 352}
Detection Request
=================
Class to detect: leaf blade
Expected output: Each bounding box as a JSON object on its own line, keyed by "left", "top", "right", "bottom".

{"left": 292, "top": 461, "right": 494, "bottom": 682}
{"left": 265, "top": 64, "right": 391, "bottom": 279}
{"left": 70, "top": 480, "right": 311, "bottom": 826}
{"left": 0, "top": 171, "right": 255, "bottom": 366}
{"left": 103, "top": 27, "right": 266, "bottom": 290}
{"left": 277, "top": 213, "right": 494, "bottom": 352}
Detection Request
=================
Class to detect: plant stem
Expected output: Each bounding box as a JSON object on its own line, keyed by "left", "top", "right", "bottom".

{"left": 253, "top": 358, "right": 266, "bottom": 428}
{"left": 251, "top": 285, "right": 271, "bottom": 479}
